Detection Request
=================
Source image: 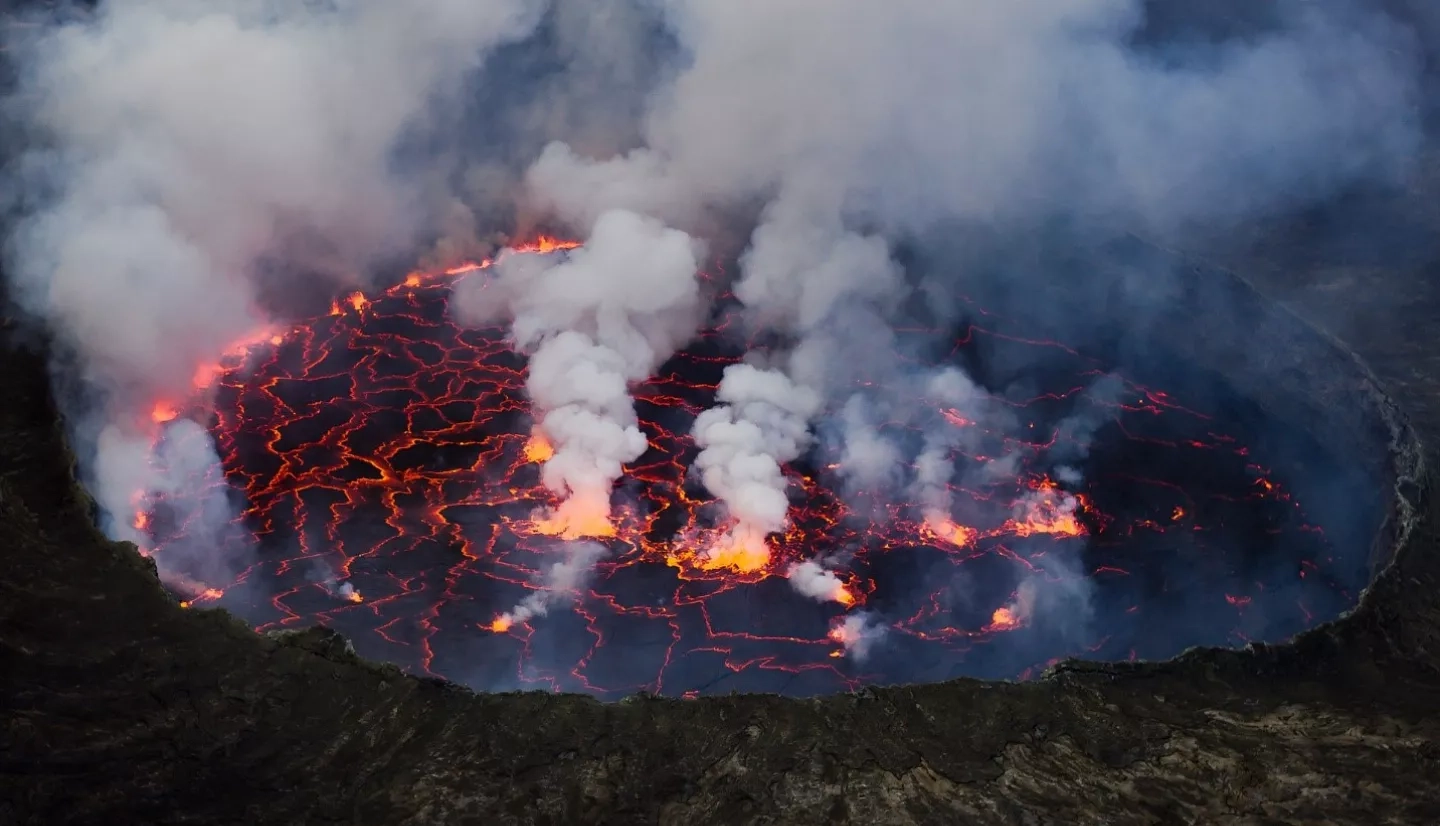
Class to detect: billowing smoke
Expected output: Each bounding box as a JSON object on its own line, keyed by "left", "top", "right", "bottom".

{"left": 520, "top": 0, "right": 1420, "bottom": 602}
{"left": 451, "top": 208, "right": 702, "bottom": 537}
{"left": 1049, "top": 373, "right": 1127, "bottom": 485}
{"left": 786, "top": 559, "right": 853, "bottom": 605}
{"left": 1, "top": 0, "right": 548, "bottom": 585}
{"left": 833, "top": 394, "right": 903, "bottom": 496}
{"left": 910, "top": 368, "right": 1016, "bottom": 539}
{"left": 993, "top": 555, "right": 1097, "bottom": 644}
{"left": 531, "top": 1, "right": 1416, "bottom": 234}
{"left": 492, "top": 540, "right": 608, "bottom": 631}
{"left": 107, "top": 416, "right": 240, "bottom": 586}
{"left": 690, "top": 363, "right": 821, "bottom": 569}
{"left": 828, "top": 611, "right": 886, "bottom": 662}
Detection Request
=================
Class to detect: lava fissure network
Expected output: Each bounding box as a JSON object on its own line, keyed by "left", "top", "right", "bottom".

{"left": 136, "top": 242, "right": 1352, "bottom": 699}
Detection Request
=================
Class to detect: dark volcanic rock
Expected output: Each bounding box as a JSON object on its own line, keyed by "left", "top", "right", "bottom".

{"left": 4, "top": 238, "right": 1440, "bottom": 825}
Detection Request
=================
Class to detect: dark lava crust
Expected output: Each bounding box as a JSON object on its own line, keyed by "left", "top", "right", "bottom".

{"left": 4, "top": 229, "right": 1440, "bottom": 825}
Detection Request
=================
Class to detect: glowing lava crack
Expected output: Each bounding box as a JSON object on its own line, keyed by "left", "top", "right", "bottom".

{"left": 133, "top": 240, "right": 1353, "bottom": 699}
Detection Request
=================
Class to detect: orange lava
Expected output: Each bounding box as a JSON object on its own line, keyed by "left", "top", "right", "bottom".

{"left": 941, "top": 408, "right": 974, "bottom": 428}
{"left": 696, "top": 529, "right": 772, "bottom": 573}
{"left": 332, "top": 291, "right": 371, "bottom": 316}
{"left": 1008, "top": 479, "right": 1087, "bottom": 538}
{"left": 489, "top": 617, "right": 513, "bottom": 633}
{"left": 988, "top": 606, "right": 1020, "bottom": 631}
{"left": 513, "top": 235, "right": 581, "bottom": 255}
{"left": 191, "top": 328, "right": 283, "bottom": 391}
{"left": 150, "top": 402, "right": 179, "bottom": 424}
{"left": 1010, "top": 511, "right": 1083, "bottom": 538}
{"left": 178, "top": 588, "right": 223, "bottom": 610}
{"left": 523, "top": 429, "right": 555, "bottom": 464}
{"left": 529, "top": 496, "right": 618, "bottom": 540}
{"left": 924, "top": 514, "right": 978, "bottom": 548}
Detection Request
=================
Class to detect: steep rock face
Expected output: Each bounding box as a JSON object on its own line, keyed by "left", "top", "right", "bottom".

{"left": 3, "top": 239, "right": 1440, "bottom": 825}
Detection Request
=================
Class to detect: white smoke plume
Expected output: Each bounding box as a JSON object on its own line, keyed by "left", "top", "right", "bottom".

{"left": 834, "top": 394, "right": 903, "bottom": 494}
{"left": 531, "top": 1, "right": 1415, "bottom": 235}
{"left": 828, "top": 611, "right": 887, "bottom": 662}
{"left": 518, "top": 0, "right": 1419, "bottom": 550}
{"left": 690, "top": 362, "right": 821, "bottom": 569}
{"left": 911, "top": 368, "right": 1011, "bottom": 536}
{"left": 450, "top": 208, "right": 702, "bottom": 537}
{"left": 1049, "top": 373, "right": 1127, "bottom": 485}
{"left": 786, "top": 559, "right": 852, "bottom": 605}
{"left": 493, "top": 540, "right": 608, "bottom": 631}
{"left": 112, "top": 416, "right": 238, "bottom": 584}
{"left": 995, "top": 564, "right": 1096, "bottom": 643}
{"left": 3, "top": 0, "right": 547, "bottom": 581}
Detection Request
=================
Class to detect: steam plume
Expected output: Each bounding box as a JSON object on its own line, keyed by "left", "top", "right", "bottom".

{"left": 833, "top": 393, "right": 904, "bottom": 495}
{"left": 1049, "top": 373, "right": 1126, "bottom": 484}
{"left": 3, "top": 0, "right": 546, "bottom": 582}
{"left": 912, "top": 368, "right": 1011, "bottom": 539}
{"left": 786, "top": 559, "right": 853, "bottom": 605}
{"left": 690, "top": 363, "right": 820, "bottom": 570}
{"left": 828, "top": 612, "right": 886, "bottom": 662}
{"left": 521, "top": 1, "right": 1418, "bottom": 597}
{"left": 451, "top": 208, "right": 702, "bottom": 536}
{"left": 492, "top": 540, "right": 608, "bottom": 632}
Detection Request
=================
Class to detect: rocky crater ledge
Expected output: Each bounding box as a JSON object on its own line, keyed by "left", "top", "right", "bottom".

{"left": 3, "top": 246, "right": 1440, "bottom": 826}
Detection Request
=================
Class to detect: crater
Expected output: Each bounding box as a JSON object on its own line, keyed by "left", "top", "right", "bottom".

{"left": 132, "top": 236, "right": 1396, "bottom": 699}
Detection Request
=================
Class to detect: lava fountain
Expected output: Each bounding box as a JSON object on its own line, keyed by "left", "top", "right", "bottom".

{"left": 132, "top": 240, "right": 1362, "bottom": 699}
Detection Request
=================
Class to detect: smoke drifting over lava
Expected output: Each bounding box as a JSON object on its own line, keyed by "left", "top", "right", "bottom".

{"left": 124, "top": 271, "right": 1351, "bottom": 695}
{"left": 0, "top": 0, "right": 1427, "bottom": 696}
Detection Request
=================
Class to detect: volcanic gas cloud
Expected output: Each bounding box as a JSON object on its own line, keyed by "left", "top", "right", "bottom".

{"left": 0, "top": 2, "right": 1419, "bottom": 697}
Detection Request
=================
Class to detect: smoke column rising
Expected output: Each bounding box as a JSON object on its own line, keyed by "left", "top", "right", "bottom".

{"left": 521, "top": 0, "right": 1421, "bottom": 604}
{"left": 450, "top": 208, "right": 702, "bottom": 539}
{"left": 690, "top": 363, "right": 821, "bottom": 570}
{"left": 492, "top": 540, "right": 608, "bottom": 632}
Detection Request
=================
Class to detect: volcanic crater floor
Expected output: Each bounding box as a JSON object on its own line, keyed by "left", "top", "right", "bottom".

{"left": 135, "top": 255, "right": 1367, "bottom": 699}
{"left": 5, "top": 238, "right": 1440, "bottom": 826}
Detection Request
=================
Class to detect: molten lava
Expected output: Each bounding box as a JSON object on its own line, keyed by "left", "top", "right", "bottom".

{"left": 132, "top": 239, "right": 1350, "bottom": 698}
{"left": 924, "top": 514, "right": 978, "bottom": 548}
{"left": 695, "top": 527, "right": 772, "bottom": 574}
{"left": 988, "top": 606, "right": 1021, "bottom": 631}
{"left": 523, "top": 428, "right": 555, "bottom": 463}
{"left": 528, "top": 495, "right": 619, "bottom": 540}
